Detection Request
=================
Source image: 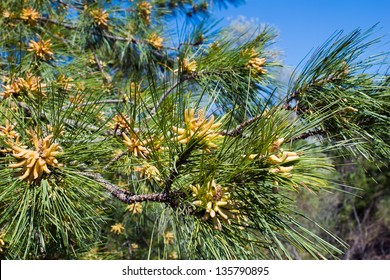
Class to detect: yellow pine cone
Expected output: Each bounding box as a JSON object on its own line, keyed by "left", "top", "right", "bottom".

{"left": 182, "top": 58, "right": 197, "bottom": 73}
{"left": 172, "top": 108, "right": 222, "bottom": 153}
{"left": 242, "top": 48, "right": 267, "bottom": 74}
{"left": 21, "top": 7, "right": 40, "bottom": 25}
{"left": 1, "top": 73, "right": 45, "bottom": 99}
{"left": 137, "top": 1, "right": 152, "bottom": 25}
{"left": 164, "top": 231, "right": 175, "bottom": 245}
{"left": 266, "top": 137, "right": 301, "bottom": 177}
{"left": 147, "top": 33, "right": 163, "bottom": 50}
{"left": 127, "top": 202, "right": 143, "bottom": 214}
{"left": 134, "top": 163, "right": 162, "bottom": 183}
{"left": 28, "top": 39, "right": 53, "bottom": 61}
{"left": 110, "top": 223, "right": 124, "bottom": 234}
{"left": 122, "top": 132, "right": 150, "bottom": 159}
{"left": 190, "top": 180, "right": 239, "bottom": 230}
{"left": 269, "top": 137, "right": 285, "bottom": 152}
{"left": 110, "top": 114, "right": 132, "bottom": 133}
{"left": 0, "top": 119, "right": 19, "bottom": 140}
{"left": 8, "top": 133, "right": 62, "bottom": 184}
{"left": 90, "top": 8, "right": 109, "bottom": 28}
{"left": 0, "top": 233, "right": 5, "bottom": 253}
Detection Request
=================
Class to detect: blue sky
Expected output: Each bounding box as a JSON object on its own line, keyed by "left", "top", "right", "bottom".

{"left": 212, "top": 0, "right": 390, "bottom": 68}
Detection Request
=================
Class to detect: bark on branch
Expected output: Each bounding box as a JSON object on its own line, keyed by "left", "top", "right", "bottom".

{"left": 76, "top": 171, "right": 182, "bottom": 206}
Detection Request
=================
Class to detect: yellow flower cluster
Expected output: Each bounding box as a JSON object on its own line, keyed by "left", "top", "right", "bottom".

{"left": 127, "top": 202, "right": 143, "bottom": 214}
{"left": 147, "top": 33, "right": 163, "bottom": 50}
{"left": 56, "top": 74, "right": 74, "bottom": 91}
{"left": 28, "top": 39, "right": 53, "bottom": 61}
{"left": 164, "top": 231, "right": 175, "bottom": 245}
{"left": 110, "top": 223, "right": 124, "bottom": 234}
{"left": 89, "top": 8, "right": 109, "bottom": 29}
{"left": 134, "top": 163, "right": 162, "bottom": 183}
{"left": 191, "top": 180, "right": 239, "bottom": 230}
{"left": 172, "top": 108, "right": 222, "bottom": 153}
{"left": 110, "top": 114, "right": 132, "bottom": 133}
{"left": 68, "top": 93, "right": 84, "bottom": 105}
{"left": 123, "top": 82, "right": 141, "bottom": 101}
{"left": 0, "top": 120, "right": 20, "bottom": 140}
{"left": 267, "top": 137, "right": 300, "bottom": 177}
{"left": 182, "top": 58, "right": 197, "bottom": 74}
{"left": 122, "top": 132, "right": 151, "bottom": 159}
{"left": 243, "top": 48, "right": 267, "bottom": 75}
{"left": 21, "top": 7, "right": 40, "bottom": 25}
{"left": 1, "top": 79, "right": 20, "bottom": 99}
{"left": 168, "top": 251, "right": 178, "bottom": 259}
{"left": 0, "top": 233, "right": 5, "bottom": 253}
{"left": 2, "top": 10, "right": 12, "bottom": 18}
{"left": 8, "top": 133, "right": 62, "bottom": 184}
{"left": 137, "top": 1, "right": 152, "bottom": 25}
{"left": 1, "top": 73, "right": 45, "bottom": 99}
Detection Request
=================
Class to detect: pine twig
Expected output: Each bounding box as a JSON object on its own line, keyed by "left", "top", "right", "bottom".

{"left": 61, "top": 99, "right": 132, "bottom": 110}
{"left": 38, "top": 17, "right": 77, "bottom": 29}
{"left": 221, "top": 114, "right": 264, "bottom": 136}
{"left": 291, "top": 130, "right": 326, "bottom": 141}
{"left": 284, "top": 75, "right": 343, "bottom": 110}
{"left": 150, "top": 73, "right": 197, "bottom": 115}
{"left": 103, "top": 151, "right": 127, "bottom": 170}
{"left": 93, "top": 52, "right": 111, "bottom": 83}
{"left": 150, "top": 80, "right": 182, "bottom": 115}
{"left": 77, "top": 171, "right": 183, "bottom": 206}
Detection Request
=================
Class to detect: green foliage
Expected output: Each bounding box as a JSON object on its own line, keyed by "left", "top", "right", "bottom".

{"left": 0, "top": 0, "right": 388, "bottom": 260}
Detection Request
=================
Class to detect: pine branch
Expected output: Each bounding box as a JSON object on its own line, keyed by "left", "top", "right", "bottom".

{"left": 150, "top": 72, "right": 198, "bottom": 115}
{"left": 103, "top": 151, "right": 127, "bottom": 170}
{"left": 93, "top": 52, "right": 111, "bottom": 83}
{"left": 284, "top": 74, "right": 343, "bottom": 110}
{"left": 61, "top": 99, "right": 132, "bottom": 110}
{"left": 163, "top": 145, "right": 195, "bottom": 194}
{"left": 150, "top": 79, "right": 184, "bottom": 115}
{"left": 77, "top": 171, "right": 171, "bottom": 204}
{"left": 221, "top": 114, "right": 264, "bottom": 136}
{"left": 38, "top": 17, "right": 77, "bottom": 29}
{"left": 292, "top": 129, "right": 326, "bottom": 141}
{"left": 76, "top": 171, "right": 186, "bottom": 207}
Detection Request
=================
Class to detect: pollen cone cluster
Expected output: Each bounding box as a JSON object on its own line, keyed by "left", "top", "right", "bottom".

{"left": 122, "top": 132, "right": 151, "bottom": 159}
{"left": 8, "top": 133, "right": 62, "bottom": 184}
{"left": 21, "top": 7, "right": 40, "bottom": 25}
{"left": 1, "top": 73, "right": 45, "bottom": 99}
{"left": 110, "top": 114, "right": 132, "bottom": 133}
{"left": 147, "top": 33, "right": 163, "bottom": 50}
{"left": 134, "top": 163, "right": 162, "bottom": 184}
{"left": 0, "top": 120, "right": 19, "bottom": 140}
{"left": 191, "top": 180, "right": 239, "bottom": 230}
{"left": 89, "top": 8, "right": 109, "bottom": 29}
{"left": 182, "top": 58, "right": 197, "bottom": 74}
{"left": 243, "top": 48, "right": 267, "bottom": 75}
{"left": 172, "top": 108, "right": 222, "bottom": 153}
{"left": 28, "top": 39, "right": 53, "bottom": 61}
{"left": 266, "top": 137, "right": 300, "bottom": 176}
{"left": 137, "top": 1, "right": 152, "bottom": 25}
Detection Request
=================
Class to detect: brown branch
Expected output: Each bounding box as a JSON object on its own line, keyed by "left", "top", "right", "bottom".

{"left": 77, "top": 171, "right": 173, "bottom": 204}
{"left": 150, "top": 73, "right": 198, "bottom": 115}
{"left": 291, "top": 129, "right": 326, "bottom": 141}
{"left": 221, "top": 114, "right": 264, "bottom": 137}
{"left": 38, "top": 17, "right": 77, "bottom": 29}
{"left": 61, "top": 99, "right": 132, "bottom": 110}
{"left": 284, "top": 75, "right": 342, "bottom": 109}
{"left": 93, "top": 52, "right": 111, "bottom": 84}
{"left": 103, "top": 151, "right": 127, "bottom": 170}
{"left": 150, "top": 80, "right": 183, "bottom": 115}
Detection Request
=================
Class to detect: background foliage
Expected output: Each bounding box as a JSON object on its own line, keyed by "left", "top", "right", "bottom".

{"left": 0, "top": 0, "right": 388, "bottom": 259}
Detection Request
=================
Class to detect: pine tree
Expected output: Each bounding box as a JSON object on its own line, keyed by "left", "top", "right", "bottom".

{"left": 0, "top": 0, "right": 388, "bottom": 260}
